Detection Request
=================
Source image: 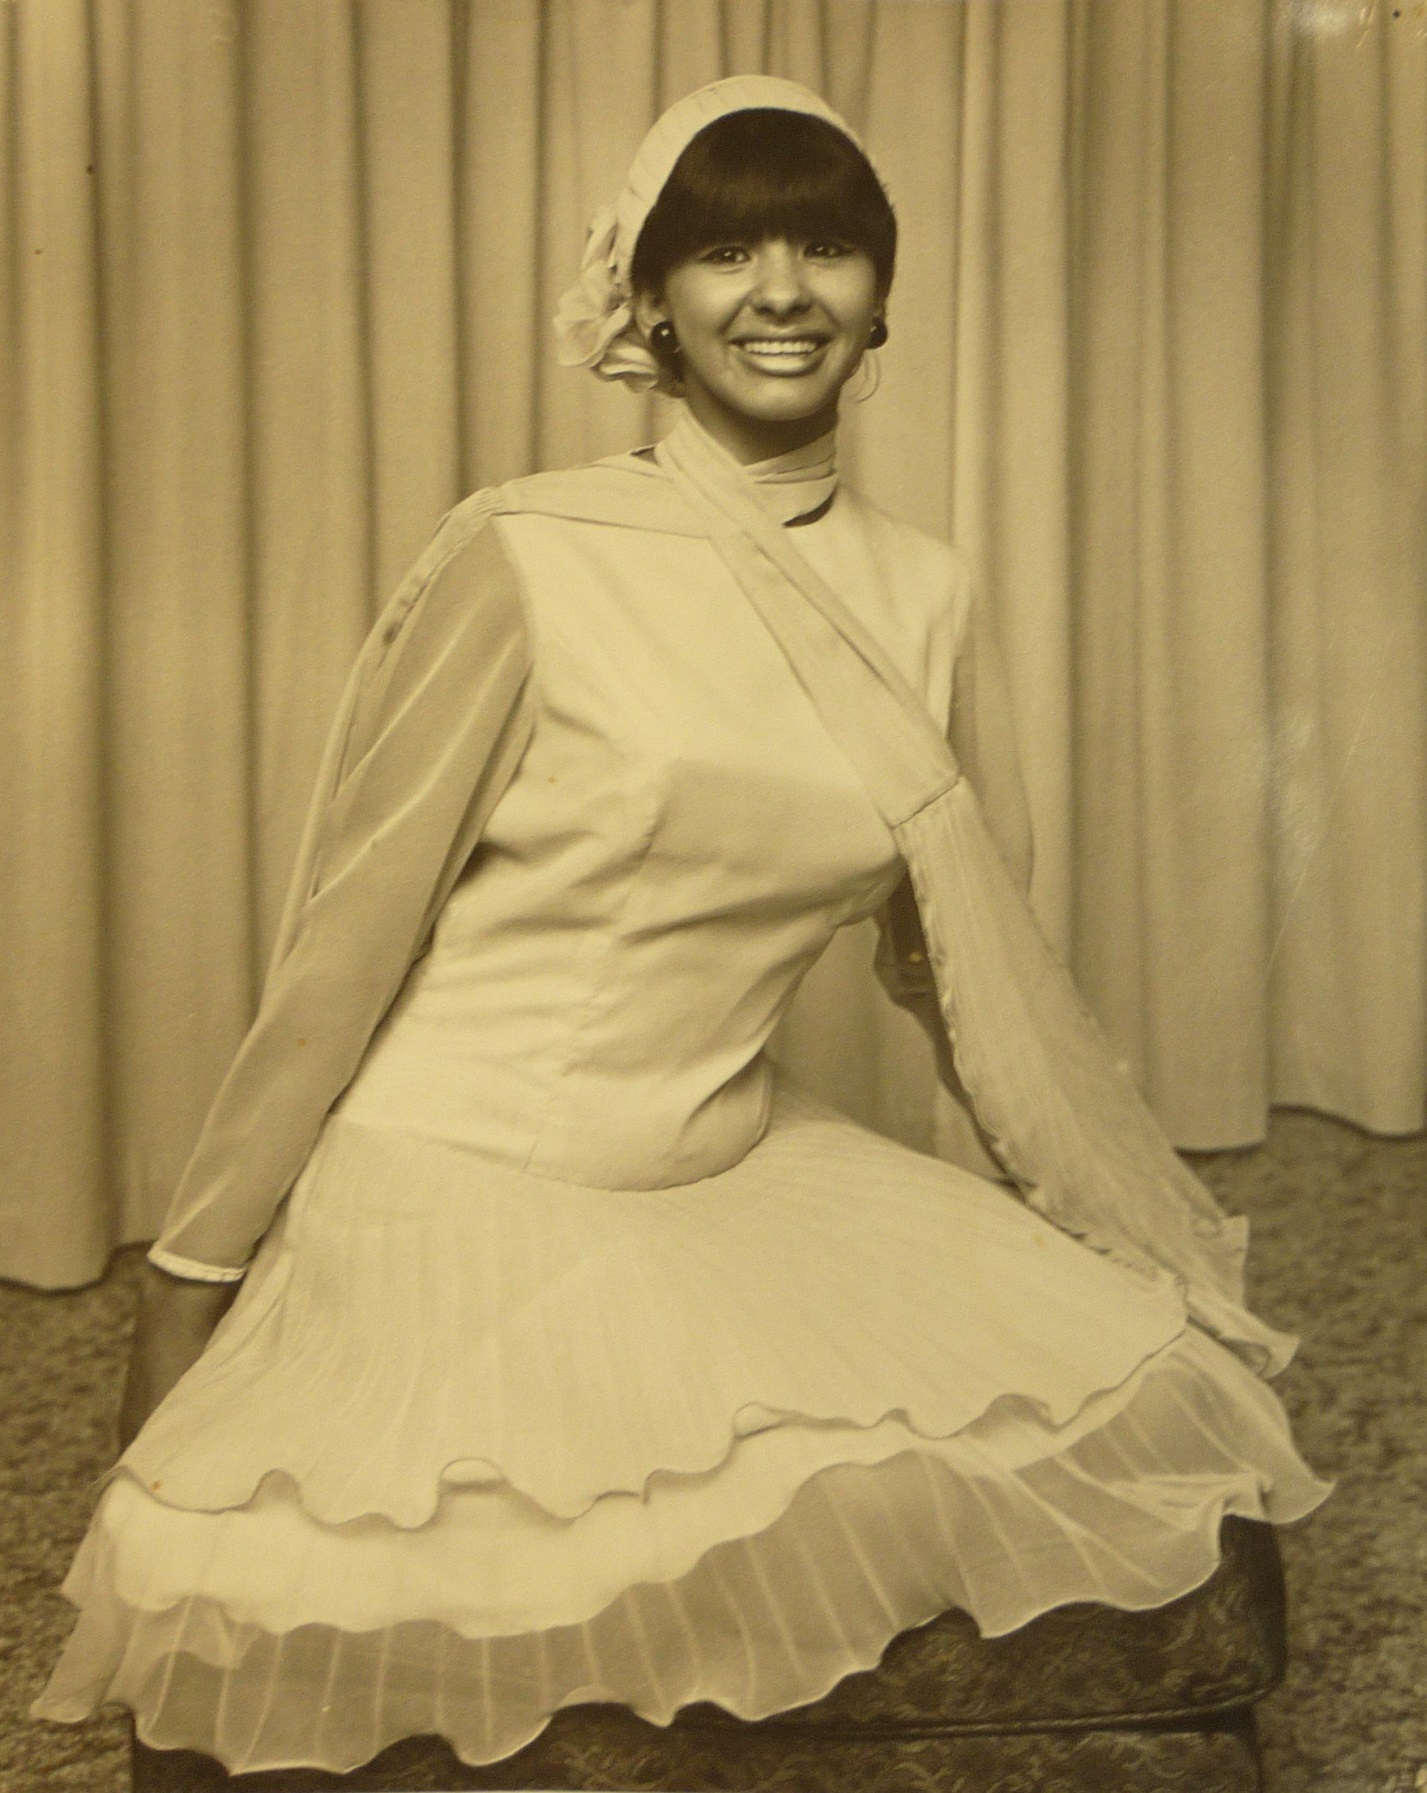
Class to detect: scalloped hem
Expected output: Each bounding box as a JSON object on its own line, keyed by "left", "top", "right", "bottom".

{"left": 34, "top": 1329, "right": 1328, "bottom": 1775}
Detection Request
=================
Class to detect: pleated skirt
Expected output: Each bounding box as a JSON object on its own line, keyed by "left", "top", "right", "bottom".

{"left": 34, "top": 1081, "right": 1329, "bottom": 1775}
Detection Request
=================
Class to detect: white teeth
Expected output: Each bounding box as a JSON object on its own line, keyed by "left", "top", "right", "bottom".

{"left": 738, "top": 339, "right": 821, "bottom": 355}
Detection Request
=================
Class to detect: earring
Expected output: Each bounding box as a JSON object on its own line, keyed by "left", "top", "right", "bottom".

{"left": 650, "top": 320, "right": 680, "bottom": 357}
{"left": 867, "top": 316, "right": 888, "bottom": 350}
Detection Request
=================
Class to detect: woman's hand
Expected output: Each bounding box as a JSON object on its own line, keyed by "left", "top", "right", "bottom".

{"left": 118, "top": 1261, "right": 239, "bottom": 1452}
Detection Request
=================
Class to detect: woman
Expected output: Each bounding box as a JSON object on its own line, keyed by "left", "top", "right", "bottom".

{"left": 36, "top": 76, "right": 1327, "bottom": 1779}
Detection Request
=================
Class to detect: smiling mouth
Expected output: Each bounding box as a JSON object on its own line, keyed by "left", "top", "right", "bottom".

{"left": 732, "top": 337, "right": 829, "bottom": 372}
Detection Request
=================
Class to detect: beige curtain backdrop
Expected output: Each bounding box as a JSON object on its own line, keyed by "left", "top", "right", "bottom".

{"left": 2, "top": 0, "right": 1423, "bottom": 1288}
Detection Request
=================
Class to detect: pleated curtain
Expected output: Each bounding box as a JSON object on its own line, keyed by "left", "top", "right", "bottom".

{"left": 2, "top": 0, "right": 1423, "bottom": 1288}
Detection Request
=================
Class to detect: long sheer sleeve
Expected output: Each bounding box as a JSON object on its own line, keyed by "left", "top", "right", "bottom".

{"left": 946, "top": 590, "right": 1033, "bottom": 899}
{"left": 149, "top": 500, "right": 535, "bottom": 1279}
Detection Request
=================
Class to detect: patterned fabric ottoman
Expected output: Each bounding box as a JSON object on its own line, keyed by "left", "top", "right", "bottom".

{"left": 132, "top": 1517, "right": 1285, "bottom": 1792}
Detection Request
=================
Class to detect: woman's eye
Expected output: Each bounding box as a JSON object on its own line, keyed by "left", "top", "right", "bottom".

{"left": 699, "top": 244, "right": 750, "bottom": 266}
{"left": 805, "top": 241, "right": 852, "bottom": 261}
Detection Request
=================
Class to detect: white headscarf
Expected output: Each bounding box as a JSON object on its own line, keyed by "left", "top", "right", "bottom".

{"left": 552, "top": 76, "right": 867, "bottom": 394}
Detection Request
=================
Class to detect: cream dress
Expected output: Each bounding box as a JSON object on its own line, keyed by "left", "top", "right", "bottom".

{"left": 36, "top": 435, "right": 1327, "bottom": 1774}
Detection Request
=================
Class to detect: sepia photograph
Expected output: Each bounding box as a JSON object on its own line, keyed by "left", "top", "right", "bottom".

{"left": 1, "top": 2, "right": 1423, "bottom": 1790}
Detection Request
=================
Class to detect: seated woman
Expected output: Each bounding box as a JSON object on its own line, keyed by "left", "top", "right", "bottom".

{"left": 35, "top": 74, "right": 1327, "bottom": 1781}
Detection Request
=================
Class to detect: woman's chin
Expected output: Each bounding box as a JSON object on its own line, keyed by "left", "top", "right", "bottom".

{"left": 698, "top": 374, "right": 845, "bottom": 435}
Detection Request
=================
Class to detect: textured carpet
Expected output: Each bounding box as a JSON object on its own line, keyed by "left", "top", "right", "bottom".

{"left": 2, "top": 1110, "right": 1423, "bottom": 1793}
{"left": 1195, "top": 1114, "right": 1427, "bottom": 1793}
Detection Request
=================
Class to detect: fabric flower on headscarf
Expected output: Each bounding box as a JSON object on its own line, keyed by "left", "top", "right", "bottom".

{"left": 552, "top": 206, "right": 626, "bottom": 367}
{"left": 550, "top": 206, "right": 661, "bottom": 391}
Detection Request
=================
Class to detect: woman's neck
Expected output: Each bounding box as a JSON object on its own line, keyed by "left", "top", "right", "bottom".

{"left": 666, "top": 410, "right": 838, "bottom": 526}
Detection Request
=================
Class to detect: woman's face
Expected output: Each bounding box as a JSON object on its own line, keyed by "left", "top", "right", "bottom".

{"left": 636, "top": 236, "right": 882, "bottom": 464}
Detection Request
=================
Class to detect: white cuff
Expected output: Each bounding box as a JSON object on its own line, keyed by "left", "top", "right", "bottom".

{"left": 146, "top": 1245, "right": 249, "bottom": 1284}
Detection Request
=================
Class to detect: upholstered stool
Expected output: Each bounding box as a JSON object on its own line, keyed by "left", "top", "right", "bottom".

{"left": 132, "top": 1516, "right": 1284, "bottom": 1792}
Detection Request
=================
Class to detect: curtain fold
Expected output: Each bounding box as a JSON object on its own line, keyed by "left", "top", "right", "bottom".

{"left": 2, "top": 0, "right": 1422, "bottom": 1287}
{"left": 1, "top": 0, "right": 108, "bottom": 1281}
{"left": 1065, "top": 0, "right": 1280, "bottom": 1146}
{"left": 1263, "top": 0, "right": 1427, "bottom": 1131}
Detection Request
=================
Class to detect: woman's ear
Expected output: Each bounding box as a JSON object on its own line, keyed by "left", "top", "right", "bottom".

{"left": 631, "top": 289, "right": 668, "bottom": 343}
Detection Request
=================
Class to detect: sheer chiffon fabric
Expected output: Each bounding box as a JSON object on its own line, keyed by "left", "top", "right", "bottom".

{"left": 35, "top": 427, "right": 1328, "bottom": 1773}
{"left": 36, "top": 1085, "right": 1327, "bottom": 1773}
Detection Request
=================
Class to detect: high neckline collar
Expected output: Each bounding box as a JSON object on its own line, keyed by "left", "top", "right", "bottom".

{"left": 663, "top": 410, "right": 839, "bottom": 527}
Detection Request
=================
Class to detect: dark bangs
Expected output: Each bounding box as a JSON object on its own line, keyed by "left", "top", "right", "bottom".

{"left": 630, "top": 109, "right": 896, "bottom": 298}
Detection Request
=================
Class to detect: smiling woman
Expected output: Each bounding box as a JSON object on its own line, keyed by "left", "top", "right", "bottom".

{"left": 32, "top": 74, "right": 1326, "bottom": 1787}
{"left": 628, "top": 108, "right": 894, "bottom": 460}
{"left": 638, "top": 234, "right": 880, "bottom": 458}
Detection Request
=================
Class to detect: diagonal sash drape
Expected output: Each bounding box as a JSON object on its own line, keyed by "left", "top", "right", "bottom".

{"left": 657, "top": 415, "right": 1294, "bottom": 1375}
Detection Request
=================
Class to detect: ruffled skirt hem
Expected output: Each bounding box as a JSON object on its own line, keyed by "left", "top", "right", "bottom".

{"left": 35, "top": 1326, "right": 1328, "bottom": 1774}
{"left": 33, "top": 1086, "right": 1329, "bottom": 1773}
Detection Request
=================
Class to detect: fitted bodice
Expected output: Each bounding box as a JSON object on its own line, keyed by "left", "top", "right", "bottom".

{"left": 334, "top": 485, "right": 961, "bottom": 1188}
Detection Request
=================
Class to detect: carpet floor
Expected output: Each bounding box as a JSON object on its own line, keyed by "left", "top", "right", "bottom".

{"left": 2, "top": 1109, "right": 1422, "bottom": 1793}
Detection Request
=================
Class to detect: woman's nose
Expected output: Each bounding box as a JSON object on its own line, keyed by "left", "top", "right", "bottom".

{"left": 748, "top": 241, "right": 811, "bottom": 314}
